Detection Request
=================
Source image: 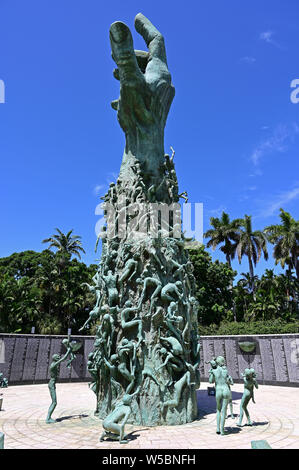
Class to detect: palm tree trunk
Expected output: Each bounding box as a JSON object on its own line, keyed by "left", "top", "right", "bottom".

{"left": 248, "top": 255, "right": 255, "bottom": 293}
{"left": 226, "top": 253, "right": 231, "bottom": 267}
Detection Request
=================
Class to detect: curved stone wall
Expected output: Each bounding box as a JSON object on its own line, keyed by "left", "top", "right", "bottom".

{"left": 199, "top": 334, "right": 299, "bottom": 386}
{"left": 0, "top": 333, "right": 94, "bottom": 384}
{"left": 0, "top": 333, "right": 298, "bottom": 386}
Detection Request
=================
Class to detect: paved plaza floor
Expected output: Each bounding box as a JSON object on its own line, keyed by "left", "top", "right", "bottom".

{"left": 0, "top": 381, "right": 298, "bottom": 449}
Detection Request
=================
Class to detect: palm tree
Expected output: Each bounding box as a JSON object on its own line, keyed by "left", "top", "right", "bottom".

{"left": 42, "top": 228, "right": 86, "bottom": 261}
{"left": 276, "top": 269, "right": 299, "bottom": 314}
{"left": 264, "top": 209, "right": 299, "bottom": 280}
{"left": 239, "top": 272, "right": 259, "bottom": 293}
{"left": 247, "top": 290, "right": 280, "bottom": 321}
{"left": 42, "top": 229, "right": 86, "bottom": 332}
{"left": 236, "top": 215, "right": 268, "bottom": 291}
{"left": 258, "top": 269, "right": 280, "bottom": 303}
{"left": 234, "top": 272, "right": 257, "bottom": 320}
{"left": 204, "top": 212, "right": 242, "bottom": 266}
{"left": 35, "top": 257, "right": 59, "bottom": 317}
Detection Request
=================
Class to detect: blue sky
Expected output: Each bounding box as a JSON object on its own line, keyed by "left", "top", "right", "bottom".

{"left": 0, "top": 0, "right": 299, "bottom": 279}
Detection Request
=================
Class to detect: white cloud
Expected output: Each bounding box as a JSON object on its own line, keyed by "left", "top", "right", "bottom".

{"left": 249, "top": 168, "right": 263, "bottom": 177}
{"left": 260, "top": 31, "right": 274, "bottom": 43}
{"left": 93, "top": 184, "right": 104, "bottom": 195}
{"left": 257, "top": 186, "right": 299, "bottom": 217}
{"left": 93, "top": 171, "right": 119, "bottom": 196}
{"left": 250, "top": 123, "right": 299, "bottom": 166}
{"left": 206, "top": 205, "right": 227, "bottom": 217}
{"left": 259, "top": 30, "right": 282, "bottom": 49}
{"left": 240, "top": 56, "right": 256, "bottom": 64}
{"left": 239, "top": 186, "right": 257, "bottom": 202}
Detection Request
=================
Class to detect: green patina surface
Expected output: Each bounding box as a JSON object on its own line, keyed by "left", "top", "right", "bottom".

{"left": 46, "top": 338, "right": 82, "bottom": 423}
{"left": 208, "top": 356, "right": 234, "bottom": 435}
{"left": 251, "top": 440, "right": 272, "bottom": 449}
{"left": 238, "top": 341, "right": 256, "bottom": 353}
{"left": 82, "top": 14, "right": 200, "bottom": 435}
{"left": 0, "top": 373, "right": 8, "bottom": 389}
{"left": 238, "top": 368, "right": 258, "bottom": 427}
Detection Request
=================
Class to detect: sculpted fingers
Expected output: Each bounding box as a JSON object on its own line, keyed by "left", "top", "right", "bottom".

{"left": 134, "top": 13, "right": 167, "bottom": 64}
{"left": 109, "top": 21, "right": 144, "bottom": 84}
{"left": 112, "top": 51, "right": 149, "bottom": 82}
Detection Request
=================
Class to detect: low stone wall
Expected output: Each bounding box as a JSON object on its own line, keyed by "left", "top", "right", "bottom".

{"left": 0, "top": 333, "right": 299, "bottom": 386}
{"left": 0, "top": 333, "right": 95, "bottom": 384}
{"left": 199, "top": 334, "right": 299, "bottom": 386}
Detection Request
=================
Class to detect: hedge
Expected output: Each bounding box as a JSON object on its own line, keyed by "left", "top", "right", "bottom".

{"left": 198, "top": 319, "right": 299, "bottom": 336}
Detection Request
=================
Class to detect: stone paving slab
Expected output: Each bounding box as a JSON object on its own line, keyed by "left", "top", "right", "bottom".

{"left": 0, "top": 381, "right": 298, "bottom": 449}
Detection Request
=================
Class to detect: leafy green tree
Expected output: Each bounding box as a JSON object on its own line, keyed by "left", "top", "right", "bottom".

{"left": 258, "top": 269, "right": 281, "bottom": 303}
{"left": 232, "top": 269, "right": 298, "bottom": 322}
{"left": 246, "top": 290, "right": 280, "bottom": 321}
{"left": 0, "top": 248, "right": 97, "bottom": 334}
{"left": 265, "top": 209, "right": 299, "bottom": 280}
{"left": 232, "top": 272, "right": 258, "bottom": 321}
{"left": 0, "top": 268, "right": 19, "bottom": 331}
{"left": 42, "top": 228, "right": 86, "bottom": 263}
{"left": 0, "top": 250, "right": 53, "bottom": 279}
{"left": 42, "top": 229, "right": 88, "bottom": 330}
{"left": 187, "top": 244, "right": 236, "bottom": 325}
{"left": 275, "top": 270, "right": 299, "bottom": 316}
{"left": 204, "top": 212, "right": 242, "bottom": 266}
{"left": 0, "top": 265, "right": 42, "bottom": 333}
{"left": 236, "top": 215, "right": 268, "bottom": 291}
{"left": 232, "top": 282, "right": 250, "bottom": 321}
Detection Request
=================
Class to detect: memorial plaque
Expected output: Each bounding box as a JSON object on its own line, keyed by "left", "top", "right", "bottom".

{"left": 237, "top": 336, "right": 259, "bottom": 380}
{"left": 224, "top": 339, "right": 239, "bottom": 379}
{"left": 283, "top": 336, "right": 299, "bottom": 384}
{"left": 214, "top": 339, "right": 225, "bottom": 359}
{"left": 22, "top": 337, "right": 39, "bottom": 382}
{"left": 198, "top": 339, "right": 205, "bottom": 379}
{"left": 259, "top": 337, "right": 276, "bottom": 382}
{"left": 0, "top": 336, "right": 15, "bottom": 380}
{"left": 237, "top": 351, "right": 250, "bottom": 377}
{"left": 59, "top": 336, "right": 71, "bottom": 380}
{"left": 271, "top": 338, "right": 289, "bottom": 382}
{"left": 59, "top": 351, "right": 72, "bottom": 380}
{"left": 10, "top": 337, "right": 27, "bottom": 382}
{"left": 35, "top": 337, "right": 51, "bottom": 381}
{"left": 47, "top": 338, "right": 63, "bottom": 380}
{"left": 202, "top": 338, "right": 215, "bottom": 378}
{"left": 248, "top": 351, "right": 263, "bottom": 381}
{"left": 0, "top": 339, "right": 5, "bottom": 363}
{"left": 70, "top": 351, "right": 84, "bottom": 379}
{"left": 83, "top": 338, "right": 95, "bottom": 379}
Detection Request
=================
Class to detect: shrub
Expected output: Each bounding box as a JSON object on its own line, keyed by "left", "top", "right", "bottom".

{"left": 198, "top": 319, "right": 299, "bottom": 336}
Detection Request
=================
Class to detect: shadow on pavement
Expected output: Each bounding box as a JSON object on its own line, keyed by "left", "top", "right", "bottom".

{"left": 224, "top": 426, "right": 242, "bottom": 435}
{"left": 56, "top": 414, "right": 89, "bottom": 422}
{"left": 239, "top": 421, "right": 269, "bottom": 427}
{"left": 196, "top": 389, "right": 246, "bottom": 420}
{"left": 102, "top": 428, "right": 150, "bottom": 443}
